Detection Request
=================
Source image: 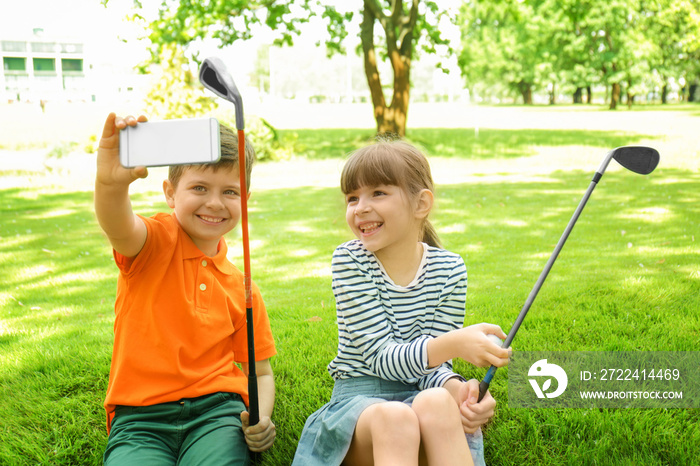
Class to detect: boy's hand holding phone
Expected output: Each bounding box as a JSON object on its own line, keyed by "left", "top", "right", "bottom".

{"left": 96, "top": 113, "right": 149, "bottom": 187}
{"left": 98, "top": 114, "right": 221, "bottom": 183}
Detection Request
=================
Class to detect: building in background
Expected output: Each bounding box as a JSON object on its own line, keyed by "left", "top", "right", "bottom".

{"left": 1, "top": 27, "right": 148, "bottom": 106}
{"left": 1, "top": 26, "right": 464, "bottom": 108}
{"left": 1, "top": 28, "right": 89, "bottom": 103}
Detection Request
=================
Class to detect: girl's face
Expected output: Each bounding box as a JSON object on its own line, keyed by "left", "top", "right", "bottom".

{"left": 163, "top": 165, "right": 244, "bottom": 257}
{"left": 345, "top": 184, "right": 425, "bottom": 259}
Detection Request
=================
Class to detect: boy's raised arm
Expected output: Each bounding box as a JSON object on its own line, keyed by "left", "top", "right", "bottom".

{"left": 94, "top": 113, "right": 149, "bottom": 258}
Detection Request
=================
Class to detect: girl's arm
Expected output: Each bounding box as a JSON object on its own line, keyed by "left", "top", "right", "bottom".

{"left": 426, "top": 252, "right": 509, "bottom": 369}
{"left": 419, "top": 255, "right": 507, "bottom": 389}
{"left": 427, "top": 323, "right": 509, "bottom": 369}
{"left": 94, "top": 113, "right": 148, "bottom": 258}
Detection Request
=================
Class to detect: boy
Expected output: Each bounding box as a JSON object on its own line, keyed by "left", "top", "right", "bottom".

{"left": 95, "top": 113, "right": 276, "bottom": 465}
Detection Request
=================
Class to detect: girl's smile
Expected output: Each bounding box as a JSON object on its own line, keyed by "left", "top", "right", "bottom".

{"left": 358, "top": 221, "right": 383, "bottom": 235}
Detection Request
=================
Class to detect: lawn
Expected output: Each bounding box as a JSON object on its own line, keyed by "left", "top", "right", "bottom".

{"left": 1, "top": 103, "right": 699, "bottom": 465}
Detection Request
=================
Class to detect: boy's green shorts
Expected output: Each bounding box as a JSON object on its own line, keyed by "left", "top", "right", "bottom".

{"left": 103, "top": 392, "right": 250, "bottom": 466}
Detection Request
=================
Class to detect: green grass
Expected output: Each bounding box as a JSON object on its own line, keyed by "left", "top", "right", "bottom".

{"left": 281, "top": 127, "right": 660, "bottom": 160}
{"left": 1, "top": 105, "right": 700, "bottom": 465}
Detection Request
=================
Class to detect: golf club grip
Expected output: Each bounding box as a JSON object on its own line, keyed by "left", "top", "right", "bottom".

{"left": 477, "top": 379, "right": 490, "bottom": 403}
{"left": 477, "top": 366, "right": 497, "bottom": 403}
{"left": 248, "top": 378, "right": 260, "bottom": 426}
{"left": 246, "top": 304, "right": 259, "bottom": 426}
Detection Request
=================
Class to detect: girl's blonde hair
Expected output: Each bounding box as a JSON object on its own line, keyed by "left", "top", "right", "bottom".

{"left": 340, "top": 139, "right": 441, "bottom": 248}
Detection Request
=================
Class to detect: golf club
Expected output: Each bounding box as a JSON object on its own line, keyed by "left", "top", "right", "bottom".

{"left": 199, "top": 57, "right": 259, "bottom": 426}
{"left": 477, "top": 146, "right": 660, "bottom": 402}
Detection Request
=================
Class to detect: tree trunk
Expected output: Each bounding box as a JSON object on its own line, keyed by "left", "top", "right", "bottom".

{"left": 360, "top": 0, "right": 418, "bottom": 137}
{"left": 627, "top": 78, "right": 634, "bottom": 109}
{"left": 360, "top": 7, "right": 388, "bottom": 135}
{"left": 661, "top": 83, "right": 668, "bottom": 104}
{"left": 549, "top": 83, "right": 556, "bottom": 105}
{"left": 518, "top": 81, "right": 533, "bottom": 104}
{"left": 586, "top": 86, "right": 592, "bottom": 104}
{"left": 689, "top": 81, "right": 698, "bottom": 102}
{"left": 573, "top": 87, "right": 582, "bottom": 104}
{"left": 609, "top": 83, "right": 620, "bottom": 110}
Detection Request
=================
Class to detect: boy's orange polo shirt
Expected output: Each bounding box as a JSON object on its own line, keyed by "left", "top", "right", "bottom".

{"left": 104, "top": 212, "right": 276, "bottom": 430}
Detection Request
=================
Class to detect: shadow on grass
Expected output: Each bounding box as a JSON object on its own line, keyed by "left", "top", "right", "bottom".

{"left": 0, "top": 189, "right": 114, "bottom": 311}
{"left": 281, "top": 127, "right": 661, "bottom": 160}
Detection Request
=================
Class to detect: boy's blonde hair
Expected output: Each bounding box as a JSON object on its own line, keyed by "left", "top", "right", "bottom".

{"left": 340, "top": 138, "right": 441, "bottom": 248}
{"left": 168, "top": 123, "right": 256, "bottom": 192}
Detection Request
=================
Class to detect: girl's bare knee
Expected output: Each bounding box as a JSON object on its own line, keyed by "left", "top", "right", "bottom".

{"left": 370, "top": 401, "right": 420, "bottom": 436}
{"left": 412, "top": 387, "right": 459, "bottom": 425}
{"left": 346, "top": 402, "right": 421, "bottom": 465}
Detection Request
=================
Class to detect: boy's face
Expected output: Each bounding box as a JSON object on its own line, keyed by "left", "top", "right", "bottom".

{"left": 163, "top": 164, "right": 244, "bottom": 256}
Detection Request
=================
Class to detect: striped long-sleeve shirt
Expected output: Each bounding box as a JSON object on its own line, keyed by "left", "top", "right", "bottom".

{"left": 327, "top": 239, "right": 468, "bottom": 390}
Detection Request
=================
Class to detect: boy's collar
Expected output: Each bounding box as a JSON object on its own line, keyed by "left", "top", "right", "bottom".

{"left": 178, "top": 229, "right": 235, "bottom": 275}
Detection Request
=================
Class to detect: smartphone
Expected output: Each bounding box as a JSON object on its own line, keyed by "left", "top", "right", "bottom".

{"left": 119, "top": 118, "right": 221, "bottom": 168}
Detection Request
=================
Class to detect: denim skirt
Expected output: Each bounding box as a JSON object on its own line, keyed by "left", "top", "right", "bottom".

{"left": 291, "top": 376, "right": 485, "bottom": 466}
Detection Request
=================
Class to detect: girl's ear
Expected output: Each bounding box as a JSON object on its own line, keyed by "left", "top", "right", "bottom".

{"left": 415, "top": 189, "right": 434, "bottom": 220}
{"left": 163, "top": 179, "right": 176, "bottom": 209}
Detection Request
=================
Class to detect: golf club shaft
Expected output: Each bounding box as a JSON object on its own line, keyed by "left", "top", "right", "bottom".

{"left": 238, "top": 129, "right": 259, "bottom": 426}
{"left": 477, "top": 174, "right": 602, "bottom": 402}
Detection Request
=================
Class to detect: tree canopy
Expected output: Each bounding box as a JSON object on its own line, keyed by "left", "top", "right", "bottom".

{"left": 117, "top": 0, "right": 458, "bottom": 136}
{"left": 458, "top": 0, "right": 700, "bottom": 108}
{"left": 112, "top": 0, "right": 700, "bottom": 128}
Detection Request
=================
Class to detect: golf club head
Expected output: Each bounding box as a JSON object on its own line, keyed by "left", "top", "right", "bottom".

{"left": 611, "top": 146, "right": 660, "bottom": 175}
{"left": 199, "top": 57, "right": 244, "bottom": 130}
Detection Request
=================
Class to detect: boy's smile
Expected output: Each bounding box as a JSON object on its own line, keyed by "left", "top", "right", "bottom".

{"left": 163, "top": 165, "right": 244, "bottom": 257}
{"left": 199, "top": 215, "right": 225, "bottom": 224}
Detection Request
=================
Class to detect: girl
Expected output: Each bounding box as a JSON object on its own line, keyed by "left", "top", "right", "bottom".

{"left": 293, "top": 139, "right": 510, "bottom": 466}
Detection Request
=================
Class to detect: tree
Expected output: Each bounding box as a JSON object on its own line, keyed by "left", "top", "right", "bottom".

{"left": 458, "top": 0, "right": 543, "bottom": 104}
{"left": 540, "top": 0, "right": 600, "bottom": 104}
{"left": 143, "top": 43, "right": 217, "bottom": 119}
{"left": 112, "top": 0, "right": 455, "bottom": 137}
{"left": 322, "top": 2, "right": 455, "bottom": 135}
{"left": 458, "top": 0, "right": 678, "bottom": 109}
{"left": 644, "top": 0, "right": 700, "bottom": 103}
{"left": 358, "top": 2, "right": 418, "bottom": 134}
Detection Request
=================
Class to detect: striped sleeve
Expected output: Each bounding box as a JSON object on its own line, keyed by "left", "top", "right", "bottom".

{"left": 331, "top": 243, "right": 433, "bottom": 382}
{"left": 418, "top": 251, "right": 468, "bottom": 389}
{"left": 418, "top": 364, "right": 466, "bottom": 390}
